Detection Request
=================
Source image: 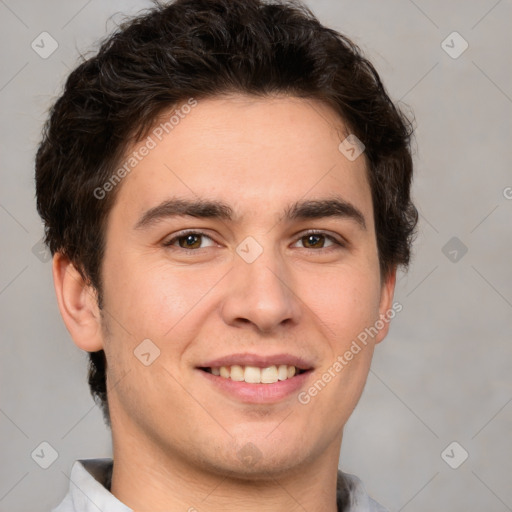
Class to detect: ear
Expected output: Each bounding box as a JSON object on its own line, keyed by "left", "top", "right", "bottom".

{"left": 374, "top": 266, "right": 397, "bottom": 344}
{"left": 52, "top": 252, "right": 104, "bottom": 352}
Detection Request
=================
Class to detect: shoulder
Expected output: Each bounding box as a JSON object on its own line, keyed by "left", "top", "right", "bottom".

{"left": 337, "top": 470, "right": 389, "bottom": 512}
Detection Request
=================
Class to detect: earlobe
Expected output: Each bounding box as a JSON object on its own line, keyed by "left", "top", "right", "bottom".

{"left": 52, "top": 253, "right": 104, "bottom": 352}
{"left": 374, "top": 266, "right": 397, "bottom": 344}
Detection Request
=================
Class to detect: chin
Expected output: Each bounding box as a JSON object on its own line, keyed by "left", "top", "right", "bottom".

{"left": 197, "top": 439, "right": 311, "bottom": 482}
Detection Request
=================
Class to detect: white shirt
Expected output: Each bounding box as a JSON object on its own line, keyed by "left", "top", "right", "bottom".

{"left": 52, "top": 458, "right": 389, "bottom": 512}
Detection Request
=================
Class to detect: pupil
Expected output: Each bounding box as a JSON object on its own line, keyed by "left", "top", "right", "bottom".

{"left": 306, "top": 234, "right": 322, "bottom": 248}
{"left": 182, "top": 234, "right": 200, "bottom": 248}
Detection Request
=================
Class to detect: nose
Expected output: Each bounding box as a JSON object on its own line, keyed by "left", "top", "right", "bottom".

{"left": 220, "top": 241, "right": 302, "bottom": 334}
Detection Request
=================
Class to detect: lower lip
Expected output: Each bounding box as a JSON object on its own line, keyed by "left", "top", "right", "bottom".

{"left": 196, "top": 369, "right": 313, "bottom": 403}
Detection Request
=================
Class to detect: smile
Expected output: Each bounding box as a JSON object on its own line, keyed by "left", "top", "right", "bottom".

{"left": 196, "top": 366, "right": 313, "bottom": 403}
{"left": 199, "top": 364, "right": 307, "bottom": 384}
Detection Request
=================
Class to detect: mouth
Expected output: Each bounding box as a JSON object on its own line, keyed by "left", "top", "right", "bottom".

{"left": 195, "top": 354, "right": 315, "bottom": 403}
{"left": 197, "top": 364, "right": 309, "bottom": 384}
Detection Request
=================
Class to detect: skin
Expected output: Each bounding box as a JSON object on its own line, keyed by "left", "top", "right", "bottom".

{"left": 53, "top": 94, "right": 396, "bottom": 512}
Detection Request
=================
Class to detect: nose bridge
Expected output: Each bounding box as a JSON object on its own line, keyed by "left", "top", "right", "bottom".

{"left": 221, "top": 233, "right": 301, "bottom": 331}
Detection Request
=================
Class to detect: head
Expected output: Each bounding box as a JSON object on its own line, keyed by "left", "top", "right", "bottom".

{"left": 36, "top": 0, "right": 417, "bottom": 476}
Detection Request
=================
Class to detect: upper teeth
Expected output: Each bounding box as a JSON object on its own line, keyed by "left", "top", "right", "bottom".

{"left": 210, "top": 365, "right": 298, "bottom": 383}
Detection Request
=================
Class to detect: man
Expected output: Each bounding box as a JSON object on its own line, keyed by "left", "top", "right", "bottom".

{"left": 35, "top": 0, "right": 418, "bottom": 510}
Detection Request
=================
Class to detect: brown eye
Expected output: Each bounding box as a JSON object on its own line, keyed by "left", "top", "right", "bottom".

{"left": 294, "top": 231, "right": 343, "bottom": 250}
{"left": 163, "top": 231, "right": 215, "bottom": 250}
{"left": 178, "top": 233, "right": 203, "bottom": 249}
{"left": 301, "top": 233, "right": 328, "bottom": 249}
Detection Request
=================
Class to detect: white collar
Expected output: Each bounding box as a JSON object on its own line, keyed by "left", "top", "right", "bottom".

{"left": 52, "top": 458, "right": 388, "bottom": 512}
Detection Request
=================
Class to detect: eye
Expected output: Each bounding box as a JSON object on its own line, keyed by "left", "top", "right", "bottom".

{"left": 163, "top": 231, "right": 216, "bottom": 250}
{"left": 292, "top": 230, "right": 345, "bottom": 250}
{"left": 162, "top": 229, "right": 345, "bottom": 252}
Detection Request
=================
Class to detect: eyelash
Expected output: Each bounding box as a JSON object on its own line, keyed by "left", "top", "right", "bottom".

{"left": 162, "top": 229, "right": 346, "bottom": 252}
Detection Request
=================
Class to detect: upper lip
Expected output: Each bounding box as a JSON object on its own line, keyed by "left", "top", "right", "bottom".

{"left": 198, "top": 353, "right": 315, "bottom": 371}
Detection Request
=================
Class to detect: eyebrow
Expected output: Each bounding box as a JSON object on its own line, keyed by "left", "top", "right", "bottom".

{"left": 134, "top": 197, "right": 367, "bottom": 231}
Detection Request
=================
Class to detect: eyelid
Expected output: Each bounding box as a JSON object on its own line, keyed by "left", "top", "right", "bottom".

{"left": 162, "top": 229, "right": 217, "bottom": 249}
{"left": 163, "top": 228, "right": 347, "bottom": 251}
{"left": 296, "top": 229, "right": 347, "bottom": 249}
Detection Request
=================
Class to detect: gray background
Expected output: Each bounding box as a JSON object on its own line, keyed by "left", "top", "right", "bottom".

{"left": 1, "top": 0, "right": 511, "bottom": 511}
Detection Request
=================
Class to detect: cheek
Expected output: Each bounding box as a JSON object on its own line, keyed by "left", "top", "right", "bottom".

{"left": 298, "top": 265, "right": 382, "bottom": 345}
{"left": 103, "top": 255, "right": 221, "bottom": 339}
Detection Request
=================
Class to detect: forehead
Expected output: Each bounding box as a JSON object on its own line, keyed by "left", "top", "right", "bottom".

{"left": 110, "top": 94, "right": 372, "bottom": 227}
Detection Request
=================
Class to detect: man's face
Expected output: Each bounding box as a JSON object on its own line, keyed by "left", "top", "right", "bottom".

{"left": 97, "top": 95, "right": 395, "bottom": 478}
